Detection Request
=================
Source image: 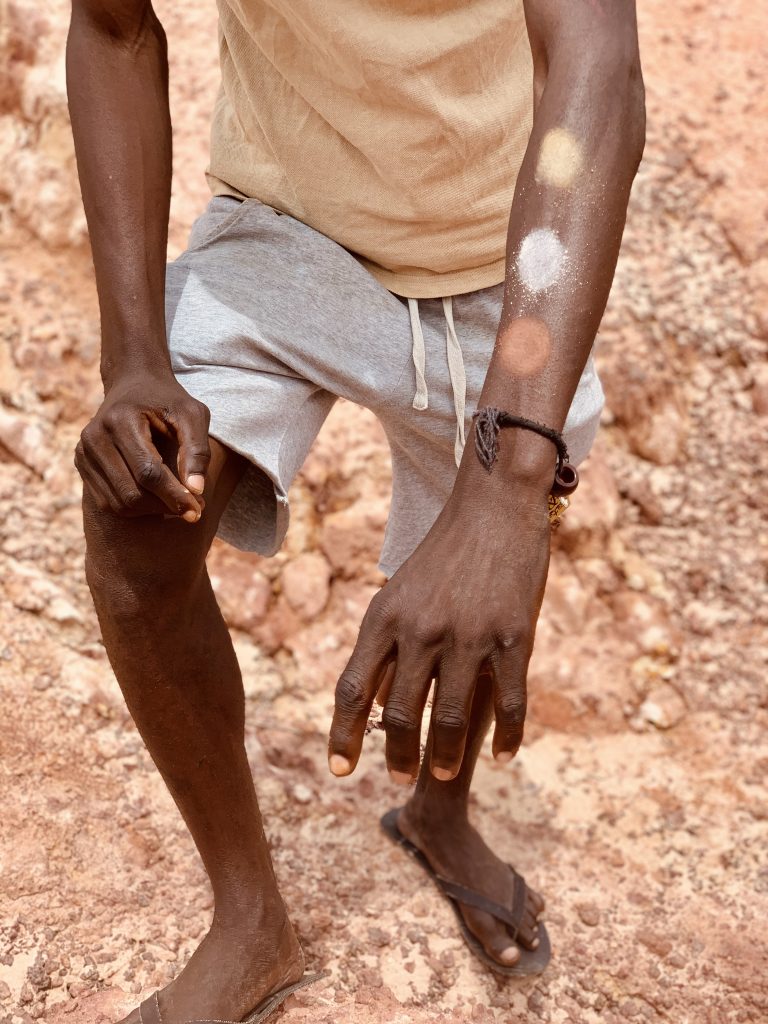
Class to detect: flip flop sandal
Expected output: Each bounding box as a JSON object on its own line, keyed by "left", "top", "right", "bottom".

{"left": 136, "top": 970, "right": 329, "bottom": 1024}
{"left": 381, "top": 808, "right": 551, "bottom": 978}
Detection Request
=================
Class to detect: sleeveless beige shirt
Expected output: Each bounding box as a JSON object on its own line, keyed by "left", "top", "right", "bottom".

{"left": 206, "top": 1, "right": 533, "bottom": 299}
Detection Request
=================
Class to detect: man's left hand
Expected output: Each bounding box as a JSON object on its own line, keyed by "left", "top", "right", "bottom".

{"left": 328, "top": 487, "right": 551, "bottom": 782}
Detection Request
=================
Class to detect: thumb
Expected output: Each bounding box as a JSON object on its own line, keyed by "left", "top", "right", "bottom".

{"left": 170, "top": 401, "right": 211, "bottom": 495}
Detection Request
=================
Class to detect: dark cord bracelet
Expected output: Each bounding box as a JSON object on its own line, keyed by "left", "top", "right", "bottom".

{"left": 471, "top": 406, "right": 579, "bottom": 497}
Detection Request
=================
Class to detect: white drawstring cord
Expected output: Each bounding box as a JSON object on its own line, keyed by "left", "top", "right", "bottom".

{"left": 442, "top": 296, "right": 467, "bottom": 467}
{"left": 407, "top": 296, "right": 468, "bottom": 469}
{"left": 408, "top": 298, "right": 428, "bottom": 411}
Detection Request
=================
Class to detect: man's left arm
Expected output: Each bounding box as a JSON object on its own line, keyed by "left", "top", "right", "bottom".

{"left": 329, "top": 0, "right": 645, "bottom": 781}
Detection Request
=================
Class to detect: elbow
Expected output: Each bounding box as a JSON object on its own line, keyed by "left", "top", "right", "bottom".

{"left": 621, "top": 56, "right": 646, "bottom": 174}
{"left": 535, "top": 14, "right": 647, "bottom": 178}
{"left": 575, "top": 43, "right": 646, "bottom": 176}
{"left": 597, "top": 37, "right": 646, "bottom": 171}
{"left": 541, "top": 30, "right": 647, "bottom": 175}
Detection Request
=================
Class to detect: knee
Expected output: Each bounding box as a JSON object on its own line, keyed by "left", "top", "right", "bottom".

{"left": 83, "top": 502, "right": 204, "bottom": 623}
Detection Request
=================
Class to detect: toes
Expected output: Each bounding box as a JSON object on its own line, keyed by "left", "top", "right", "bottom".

{"left": 462, "top": 906, "right": 521, "bottom": 967}
{"left": 515, "top": 906, "right": 541, "bottom": 950}
{"left": 528, "top": 885, "right": 546, "bottom": 916}
{"left": 487, "top": 924, "right": 522, "bottom": 966}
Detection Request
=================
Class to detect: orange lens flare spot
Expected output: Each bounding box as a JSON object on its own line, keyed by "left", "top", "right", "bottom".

{"left": 536, "top": 128, "right": 583, "bottom": 189}
{"left": 498, "top": 317, "right": 552, "bottom": 377}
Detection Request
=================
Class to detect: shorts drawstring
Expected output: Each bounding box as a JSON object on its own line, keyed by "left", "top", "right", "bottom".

{"left": 442, "top": 296, "right": 467, "bottom": 467}
{"left": 408, "top": 298, "right": 429, "bottom": 412}
{"left": 407, "top": 295, "right": 467, "bottom": 468}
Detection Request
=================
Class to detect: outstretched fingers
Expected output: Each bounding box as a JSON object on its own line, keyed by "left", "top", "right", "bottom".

{"left": 382, "top": 646, "right": 436, "bottom": 784}
{"left": 489, "top": 634, "right": 531, "bottom": 762}
{"left": 428, "top": 653, "right": 483, "bottom": 781}
{"left": 329, "top": 592, "right": 395, "bottom": 776}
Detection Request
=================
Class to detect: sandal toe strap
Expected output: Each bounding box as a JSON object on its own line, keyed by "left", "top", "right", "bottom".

{"left": 435, "top": 869, "right": 528, "bottom": 940}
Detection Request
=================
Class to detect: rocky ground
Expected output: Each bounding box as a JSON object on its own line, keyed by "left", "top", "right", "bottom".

{"left": 1, "top": 1, "right": 766, "bottom": 1022}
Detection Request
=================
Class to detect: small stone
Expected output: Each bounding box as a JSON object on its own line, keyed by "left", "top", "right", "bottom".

{"left": 576, "top": 903, "right": 601, "bottom": 927}
{"left": 527, "top": 989, "right": 547, "bottom": 1015}
{"left": 636, "top": 927, "right": 673, "bottom": 958}
{"left": 542, "top": 555, "right": 590, "bottom": 633}
{"left": 67, "top": 982, "right": 92, "bottom": 998}
{"left": 280, "top": 552, "right": 332, "bottom": 620}
{"left": 46, "top": 596, "right": 83, "bottom": 624}
{"left": 209, "top": 553, "right": 272, "bottom": 634}
{"left": 0, "top": 406, "right": 53, "bottom": 476}
{"left": 367, "top": 927, "right": 391, "bottom": 947}
{"left": 27, "top": 952, "right": 51, "bottom": 991}
{"left": 639, "top": 685, "right": 686, "bottom": 730}
{"left": 319, "top": 497, "right": 389, "bottom": 579}
{"left": 683, "top": 599, "right": 732, "bottom": 637}
{"left": 556, "top": 447, "right": 620, "bottom": 557}
{"left": 292, "top": 784, "right": 313, "bottom": 804}
{"left": 611, "top": 592, "right": 681, "bottom": 657}
{"left": 666, "top": 952, "right": 686, "bottom": 969}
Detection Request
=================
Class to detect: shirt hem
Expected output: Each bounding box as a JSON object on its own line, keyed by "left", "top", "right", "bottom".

{"left": 206, "top": 172, "right": 508, "bottom": 300}
{"left": 356, "top": 256, "right": 508, "bottom": 300}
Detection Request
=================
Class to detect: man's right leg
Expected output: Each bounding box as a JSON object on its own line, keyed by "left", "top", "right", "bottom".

{"left": 83, "top": 438, "right": 304, "bottom": 1024}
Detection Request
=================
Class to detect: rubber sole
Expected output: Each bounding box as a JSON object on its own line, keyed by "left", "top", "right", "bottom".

{"left": 137, "top": 970, "right": 329, "bottom": 1024}
{"left": 240, "top": 971, "right": 329, "bottom": 1024}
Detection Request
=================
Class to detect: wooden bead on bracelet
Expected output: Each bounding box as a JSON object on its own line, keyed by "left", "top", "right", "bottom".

{"left": 551, "top": 462, "right": 579, "bottom": 496}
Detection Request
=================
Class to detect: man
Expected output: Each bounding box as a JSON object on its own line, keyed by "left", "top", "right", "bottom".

{"left": 67, "top": 0, "right": 644, "bottom": 1020}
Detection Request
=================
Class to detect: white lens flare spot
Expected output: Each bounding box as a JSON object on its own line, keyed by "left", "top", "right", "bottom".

{"left": 516, "top": 228, "right": 567, "bottom": 293}
{"left": 536, "top": 128, "right": 584, "bottom": 188}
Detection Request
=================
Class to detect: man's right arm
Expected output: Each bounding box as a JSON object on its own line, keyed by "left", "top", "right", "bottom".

{"left": 67, "top": 0, "right": 209, "bottom": 519}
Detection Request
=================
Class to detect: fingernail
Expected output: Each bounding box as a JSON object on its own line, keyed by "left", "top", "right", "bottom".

{"left": 495, "top": 751, "right": 514, "bottom": 764}
{"left": 532, "top": 937, "right": 540, "bottom": 949}
{"left": 329, "top": 754, "right": 351, "bottom": 777}
{"left": 431, "top": 766, "right": 454, "bottom": 782}
{"left": 389, "top": 770, "right": 413, "bottom": 786}
{"left": 187, "top": 474, "right": 205, "bottom": 494}
{"left": 500, "top": 946, "right": 519, "bottom": 965}
{"left": 182, "top": 509, "right": 200, "bottom": 523}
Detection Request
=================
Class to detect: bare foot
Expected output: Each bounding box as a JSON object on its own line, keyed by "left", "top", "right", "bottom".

{"left": 117, "top": 909, "right": 304, "bottom": 1024}
{"left": 397, "top": 802, "right": 544, "bottom": 968}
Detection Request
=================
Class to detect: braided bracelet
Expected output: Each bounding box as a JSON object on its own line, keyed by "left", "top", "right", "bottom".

{"left": 472, "top": 406, "right": 579, "bottom": 525}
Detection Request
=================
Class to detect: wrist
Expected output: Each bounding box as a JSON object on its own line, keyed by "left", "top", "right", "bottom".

{"left": 100, "top": 348, "right": 173, "bottom": 392}
{"left": 458, "top": 428, "right": 555, "bottom": 491}
{"left": 451, "top": 451, "right": 553, "bottom": 526}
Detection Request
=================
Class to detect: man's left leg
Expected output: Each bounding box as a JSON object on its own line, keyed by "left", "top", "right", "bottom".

{"left": 396, "top": 674, "right": 544, "bottom": 967}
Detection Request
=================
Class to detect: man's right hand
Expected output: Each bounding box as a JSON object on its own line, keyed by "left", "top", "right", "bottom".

{"left": 75, "top": 372, "right": 211, "bottom": 520}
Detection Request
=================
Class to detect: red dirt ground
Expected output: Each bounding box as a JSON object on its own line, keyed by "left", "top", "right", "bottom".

{"left": 1, "top": 2, "right": 766, "bottom": 1022}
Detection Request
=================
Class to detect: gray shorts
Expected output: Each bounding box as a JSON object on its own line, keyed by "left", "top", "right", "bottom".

{"left": 165, "top": 197, "right": 604, "bottom": 576}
